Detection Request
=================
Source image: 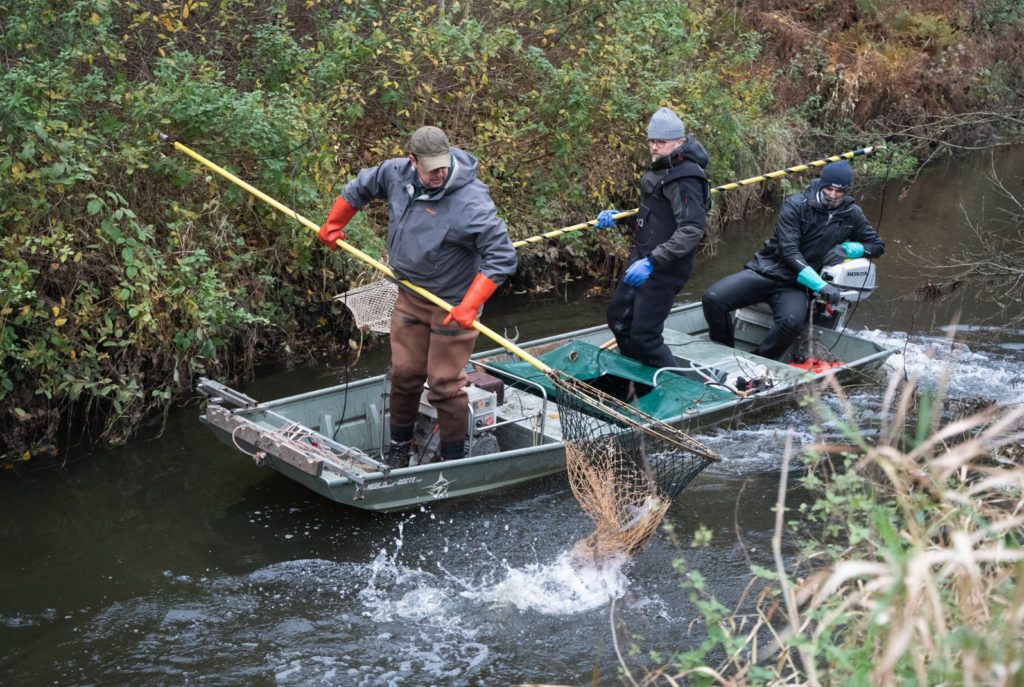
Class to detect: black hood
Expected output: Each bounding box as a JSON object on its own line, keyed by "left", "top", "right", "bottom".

{"left": 806, "top": 178, "right": 857, "bottom": 212}
{"left": 650, "top": 135, "right": 710, "bottom": 172}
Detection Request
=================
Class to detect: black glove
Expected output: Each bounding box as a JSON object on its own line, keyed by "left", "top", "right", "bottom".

{"left": 822, "top": 245, "right": 847, "bottom": 267}
{"left": 818, "top": 283, "right": 842, "bottom": 306}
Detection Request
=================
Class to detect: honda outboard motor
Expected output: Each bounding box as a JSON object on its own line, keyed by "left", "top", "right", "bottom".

{"left": 815, "top": 258, "right": 877, "bottom": 329}
{"left": 822, "top": 258, "right": 876, "bottom": 301}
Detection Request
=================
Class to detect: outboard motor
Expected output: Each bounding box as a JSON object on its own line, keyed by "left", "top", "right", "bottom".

{"left": 815, "top": 258, "right": 877, "bottom": 329}
{"left": 823, "top": 257, "right": 876, "bottom": 301}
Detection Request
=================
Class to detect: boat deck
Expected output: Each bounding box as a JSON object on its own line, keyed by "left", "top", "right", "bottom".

{"left": 494, "top": 386, "right": 567, "bottom": 441}
{"left": 479, "top": 328, "right": 766, "bottom": 442}
{"left": 661, "top": 330, "right": 808, "bottom": 387}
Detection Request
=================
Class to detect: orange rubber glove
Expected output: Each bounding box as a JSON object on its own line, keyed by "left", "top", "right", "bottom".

{"left": 317, "top": 196, "right": 358, "bottom": 249}
{"left": 443, "top": 273, "right": 498, "bottom": 329}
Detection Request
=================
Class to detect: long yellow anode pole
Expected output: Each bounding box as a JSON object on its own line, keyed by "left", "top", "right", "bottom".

{"left": 510, "top": 145, "right": 880, "bottom": 248}
{"left": 159, "top": 133, "right": 550, "bottom": 372}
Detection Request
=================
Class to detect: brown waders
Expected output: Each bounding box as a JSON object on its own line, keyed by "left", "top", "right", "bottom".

{"left": 388, "top": 289, "right": 479, "bottom": 460}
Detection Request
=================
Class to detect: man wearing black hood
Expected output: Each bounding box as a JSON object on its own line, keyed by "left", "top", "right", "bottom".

{"left": 597, "top": 107, "right": 712, "bottom": 368}
{"left": 701, "top": 160, "right": 884, "bottom": 360}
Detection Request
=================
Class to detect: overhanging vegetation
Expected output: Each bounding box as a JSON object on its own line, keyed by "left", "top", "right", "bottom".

{"left": 2, "top": 0, "right": 1022, "bottom": 461}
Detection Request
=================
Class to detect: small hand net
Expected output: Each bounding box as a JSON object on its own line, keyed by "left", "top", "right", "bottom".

{"left": 551, "top": 371, "right": 719, "bottom": 561}
{"left": 333, "top": 279, "right": 399, "bottom": 334}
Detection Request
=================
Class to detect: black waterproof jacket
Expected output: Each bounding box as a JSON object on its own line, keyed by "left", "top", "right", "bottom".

{"left": 746, "top": 180, "right": 884, "bottom": 282}
{"left": 629, "top": 136, "right": 711, "bottom": 287}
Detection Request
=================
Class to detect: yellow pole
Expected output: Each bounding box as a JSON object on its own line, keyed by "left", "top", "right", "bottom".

{"left": 510, "top": 145, "right": 880, "bottom": 248}
{"left": 159, "top": 134, "right": 551, "bottom": 372}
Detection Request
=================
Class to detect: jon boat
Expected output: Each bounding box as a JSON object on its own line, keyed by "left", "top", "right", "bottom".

{"left": 198, "top": 260, "right": 895, "bottom": 512}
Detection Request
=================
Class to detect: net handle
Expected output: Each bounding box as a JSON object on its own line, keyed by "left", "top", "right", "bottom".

{"left": 160, "top": 134, "right": 551, "bottom": 373}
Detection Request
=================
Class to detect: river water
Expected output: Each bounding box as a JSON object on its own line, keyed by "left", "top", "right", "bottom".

{"left": 3, "top": 148, "right": 1024, "bottom": 686}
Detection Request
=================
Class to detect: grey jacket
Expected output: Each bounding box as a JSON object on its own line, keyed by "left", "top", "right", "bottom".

{"left": 340, "top": 147, "right": 517, "bottom": 304}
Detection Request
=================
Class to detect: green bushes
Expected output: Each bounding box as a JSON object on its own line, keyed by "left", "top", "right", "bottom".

{"left": 1, "top": 0, "right": 777, "bottom": 461}
{"left": 1, "top": 2, "right": 330, "bottom": 459}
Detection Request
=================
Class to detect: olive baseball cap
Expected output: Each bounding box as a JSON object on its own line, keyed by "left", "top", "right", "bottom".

{"left": 409, "top": 126, "right": 451, "bottom": 172}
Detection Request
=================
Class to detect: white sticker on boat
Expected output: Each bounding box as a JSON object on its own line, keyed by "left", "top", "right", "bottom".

{"left": 427, "top": 473, "right": 451, "bottom": 499}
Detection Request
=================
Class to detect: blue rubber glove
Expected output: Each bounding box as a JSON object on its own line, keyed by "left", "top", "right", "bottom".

{"left": 596, "top": 209, "right": 619, "bottom": 229}
{"left": 840, "top": 241, "right": 865, "bottom": 258}
{"left": 623, "top": 257, "right": 654, "bottom": 286}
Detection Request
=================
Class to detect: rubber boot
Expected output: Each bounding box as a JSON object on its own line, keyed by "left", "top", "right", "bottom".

{"left": 439, "top": 439, "right": 465, "bottom": 462}
{"left": 384, "top": 440, "right": 412, "bottom": 469}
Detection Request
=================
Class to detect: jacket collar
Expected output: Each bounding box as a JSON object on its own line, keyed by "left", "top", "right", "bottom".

{"left": 649, "top": 135, "right": 710, "bottom": 171}
{"left": 407, "top": 154, "right": 462, "bottom": 200}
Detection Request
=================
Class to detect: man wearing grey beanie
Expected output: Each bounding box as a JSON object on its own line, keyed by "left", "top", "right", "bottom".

{"left": 596, "top": 106, "right": 712, "bottom": 368}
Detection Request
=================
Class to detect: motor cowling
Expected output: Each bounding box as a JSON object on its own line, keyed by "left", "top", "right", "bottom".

{"left": 821, "top": 258, "right": 876, "bottom": 302}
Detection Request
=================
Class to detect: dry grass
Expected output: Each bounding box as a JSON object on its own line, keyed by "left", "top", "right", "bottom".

{"left": 640, "top": 368, "right": 1024, "bottom": 685}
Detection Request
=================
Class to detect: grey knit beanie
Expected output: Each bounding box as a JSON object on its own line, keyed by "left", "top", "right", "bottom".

{"left": 647, "top": 107, "right": 686, "bottom": 140}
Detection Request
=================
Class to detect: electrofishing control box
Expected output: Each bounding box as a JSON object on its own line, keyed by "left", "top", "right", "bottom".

{"left": 466, "top": 369, "right": 505, "bottom": 405}
{"left": 418, "top": 384, "right": 498, "bottom": 435}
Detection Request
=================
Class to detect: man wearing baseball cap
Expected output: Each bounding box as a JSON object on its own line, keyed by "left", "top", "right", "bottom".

{"left": 317, "top": 125, "right": 516, "bottom": 466}
{"left": 701, "top": 160, "right": 885, "bottom": 360}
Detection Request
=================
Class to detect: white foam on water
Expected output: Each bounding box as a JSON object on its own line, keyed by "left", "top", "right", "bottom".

{"left": 0, "top": 608, "right": 57, "bottom": 628}
{"left": 698, "top": 423, "right": 817, "bottom": 474}
{"left": 858, "top": 329, "right": 1024, "bottom": 405}
{"left": 245, "top": 558, "right": 354, "bottom": 588}
{"left": 92, "top": 552, "right": 495, "bottom": 686}
{"left": 460, "top": 550, "right": 629, "bottom": 615}
{"left": 342, "top": 638, "right": 490, "bottom": 687}
{"left": 356, "top": 549, "right": 468, "bottom": 629}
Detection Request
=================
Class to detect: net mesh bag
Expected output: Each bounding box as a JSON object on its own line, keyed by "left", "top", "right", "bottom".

{"left": 333, "top": 279, "right": 398, "bottom": 334}
{"left": 552, "top": 372, "right": 718, "bottom": 562}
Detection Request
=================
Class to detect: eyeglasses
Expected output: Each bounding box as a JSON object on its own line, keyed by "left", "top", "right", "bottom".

{"left": 647, "top": 139, "right": 674, "bottom": 146}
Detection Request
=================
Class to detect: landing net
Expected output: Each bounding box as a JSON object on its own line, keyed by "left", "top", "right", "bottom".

{"left": 333, "top": 279, "right": 398, "bottom": 334}
{"left": 552, "top": 371, "right": 719, "bottom": 561}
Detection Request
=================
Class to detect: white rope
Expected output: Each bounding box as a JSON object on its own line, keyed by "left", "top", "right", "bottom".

{"left": 231, "top": 424, "right": 261, "bottom": 458}
{"left": 271, "top": 422, "right": 361, "bottom": 472}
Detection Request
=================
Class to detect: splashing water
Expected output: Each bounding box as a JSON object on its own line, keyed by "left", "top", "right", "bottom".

{"left": 699, "top": 423, "right": 819, "bottom": 475}
{"left": 461, "top": 551, "right": 630, "bottom": 615}
{"left": 859, "top": 329, "right": 1024, "bottom": 405}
